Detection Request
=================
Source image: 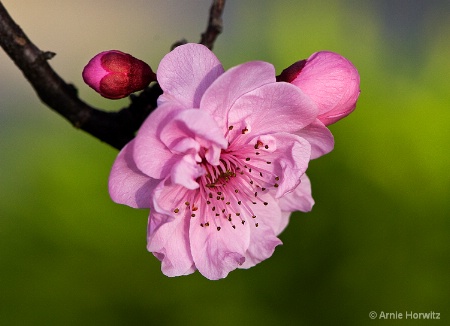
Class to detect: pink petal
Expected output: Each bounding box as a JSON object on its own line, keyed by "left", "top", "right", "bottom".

{"left": 295, "top": 119, "right": 334, "bottom": 159}
{"left": 82, "top": 52, "right": 107, "bottom": 92}
{"left": 278, "top": 212, "right": 292, "bottom": 236}
{"left": 157, "top": 43, "right": 224, "bottom": 108}
{"left": 108, "top": 140, "right": 158, "bottom": 208}
{"left": 189, "top": 209, "right": 251, "bottom": 280}
{"left": 227, "top": 82, "right": 317, "bottom": 141}
{"left": 152, "top": 178, "right": 192, "bottom": 217}
{"left": 147, "top": 211, "right": 196, "bottom": 277}
{"left": 133, "top": 103, "right": 183, "bottom": 179}
{"left": 248, "top": 132, "right": 311, "bottom": 198}
{"left": 200, "top": 61, "right": 276, "bottom": 131}
{"left": 171, "top": 155, "right": 205, "bottom": 190}
{"left": 290, "top": 51, "right": 360, "bottom": 126}
{"left": 159, "top": 108, "right": 228, "bottom": 165}
{"left": 279, "top": 174, "right": 315, "bottom": 213}
{"left": 240, "top": 194, "right": 283, "bottom": 268}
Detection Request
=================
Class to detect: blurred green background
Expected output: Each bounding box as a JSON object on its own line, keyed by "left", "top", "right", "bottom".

{"left": 1, "top": 0, "right": 449, "bottom": 325}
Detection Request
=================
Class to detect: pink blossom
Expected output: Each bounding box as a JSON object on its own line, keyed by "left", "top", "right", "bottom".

{"left": 82, "top": 50, "right": 156, "bottom": 99}
{"left": 109, "top": 44, "right": 335, "bottom": 280}
{"left": 277, "top": 51, "right": 360, "bottom": 126}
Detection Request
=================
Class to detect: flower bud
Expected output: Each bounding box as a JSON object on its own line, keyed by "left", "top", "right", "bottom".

{"left": 82, "top": 50, "right": 156, "bottom": 99}
{"left": 277, "top": 51, "right": 360, "bottom": 126}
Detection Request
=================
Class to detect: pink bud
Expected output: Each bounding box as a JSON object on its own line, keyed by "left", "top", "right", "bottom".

{"left": 277, "top": 51, "right": 360, "bottom": 126}
{"left": 82, "top": 50, "right": 156, "bottom": 99}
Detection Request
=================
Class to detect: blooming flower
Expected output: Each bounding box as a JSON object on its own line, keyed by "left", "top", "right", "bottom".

{"left": 82, "top": 50, "right": 156, "bottom": 99}
{"left": 108, "top": 43, "right": 358, "bottom": 280}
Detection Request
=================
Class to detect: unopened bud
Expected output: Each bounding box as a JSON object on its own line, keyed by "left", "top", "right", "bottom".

{"left": 82, "top": 50, "right": 156, "bottom": 99}
{"left": 277, "top": 51, "right": 360, "bottom": 126}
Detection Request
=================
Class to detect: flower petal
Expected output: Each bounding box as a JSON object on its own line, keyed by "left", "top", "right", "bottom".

{"left": 133, "top": 103, "right": 183, "bottom": 179}
{"left": 248, "top": 132, "right": 311, "bottom": 198}
{"left": 200, "top": 61, "right": 276, "bottom": 131}
{"left": 227, "top": 82, "right": 317, "bottom": 141}
{"left": 159, "top": 108, "right": 228, "bottom": 165}
{"left": 157, "top": 43, "right": 224, "bottom": 108}
{"left": 240, "top": 194, "right": 283, "bottom": 269}
{"left": 152, "top": 178, "right": 192, "bottom": 217}
{"left": 279, "top": 174, "right": 315, "bottom": 213}
{"left": 108, "top": 140, "right": 158, "bottom": 208}
{"left": 295, "top": 119, "right": 334, "bottom": 159}
{"left": 290, "top": 51, "right": 360, "bottom": 126}
{"left": 189, "top": 210, "right": 250, "bottom": 280}
{"left": 147, "top": 211, "right": 196, "bottom": 277}
{"left": 171, "top": 154, "right": 204, "bottom": 190}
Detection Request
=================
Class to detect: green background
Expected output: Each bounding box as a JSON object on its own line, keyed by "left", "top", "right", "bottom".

{"left": 1, "top": 1, "right": 449, "bottom": 325}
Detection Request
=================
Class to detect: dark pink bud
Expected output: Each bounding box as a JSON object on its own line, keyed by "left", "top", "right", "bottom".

{"left": 82, "top": 50, "right": 156, "bottom": 99}
{"left": 276, "top": 60, "right": 307, "bottom": 83}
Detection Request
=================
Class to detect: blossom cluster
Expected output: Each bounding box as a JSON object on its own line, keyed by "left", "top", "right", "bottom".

{"left": 85, "top": 43, "right": 360, "bottom": 279}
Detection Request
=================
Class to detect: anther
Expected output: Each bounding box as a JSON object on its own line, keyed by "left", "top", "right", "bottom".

{"left": 173, "top": 208, "right": 179, "bottom": 213}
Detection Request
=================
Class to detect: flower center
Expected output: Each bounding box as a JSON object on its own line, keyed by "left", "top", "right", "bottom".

{"left": 172, "top": 131, "right": 281, "bottom": 232}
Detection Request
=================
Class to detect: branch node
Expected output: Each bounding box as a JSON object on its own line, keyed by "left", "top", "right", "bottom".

{"left": 42, "top": 51, "right": 56, "bottom": 60}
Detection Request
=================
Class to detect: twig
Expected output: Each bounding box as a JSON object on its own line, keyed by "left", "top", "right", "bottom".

{"left": 199, "top": 0, "right": 226, "bottom": 50}
{"left": 0, "top": 0, "right": 225, "bottom": 150}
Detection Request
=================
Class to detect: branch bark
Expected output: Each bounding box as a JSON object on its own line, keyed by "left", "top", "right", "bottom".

{"left": 200, "top": 0, "right": 226, "bottom": 50}
{"left": 0, "top": 0, "right": 225, "bottom": 150}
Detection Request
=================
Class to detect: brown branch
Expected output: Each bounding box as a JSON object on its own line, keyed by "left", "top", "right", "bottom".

{"left": 200, "top": 0, "right": 226, "bottom": 50}
{"left": 0, "top": 0, "right": 225, "bottom": 150}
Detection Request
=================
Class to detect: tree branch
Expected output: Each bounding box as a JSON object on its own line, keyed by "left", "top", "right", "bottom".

{"left": 200, "top": 0, "right": 226, "bottom": 50}
{"left": 0, "top": 0, "right": 225, "bottom": 150}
